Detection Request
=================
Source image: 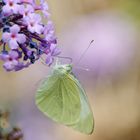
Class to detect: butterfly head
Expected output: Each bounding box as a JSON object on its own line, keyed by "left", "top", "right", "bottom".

{"left": 53, "top": 64, "right": 72, "bottom": 75}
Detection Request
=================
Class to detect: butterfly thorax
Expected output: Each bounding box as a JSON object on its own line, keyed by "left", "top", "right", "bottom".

{"left": 53, "top": 64, "right": 72, "bottom": 76}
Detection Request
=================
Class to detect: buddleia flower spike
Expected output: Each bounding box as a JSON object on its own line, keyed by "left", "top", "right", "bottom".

{"left": 0, "top": 110, "right": 23, "bottom": 140}
{"left": 0, "top": 0, "right": 60, "bottom": 71}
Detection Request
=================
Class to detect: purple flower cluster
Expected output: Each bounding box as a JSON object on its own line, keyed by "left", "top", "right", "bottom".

{"left": 0, "top": 0, "right": 60, "bottom": 71}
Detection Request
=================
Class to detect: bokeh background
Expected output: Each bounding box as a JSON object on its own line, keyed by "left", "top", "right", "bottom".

{"left": 0, "top": 0, "right": 140, "bottom": 140}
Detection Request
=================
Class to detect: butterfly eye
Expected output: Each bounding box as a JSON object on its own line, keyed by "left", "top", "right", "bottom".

{"left": 65, "top": 65, "right": 72, "bottom": 73}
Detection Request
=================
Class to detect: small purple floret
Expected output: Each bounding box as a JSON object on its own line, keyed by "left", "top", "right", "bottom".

{"left": 0, "top": 0, "right": 60, "bottom": 71}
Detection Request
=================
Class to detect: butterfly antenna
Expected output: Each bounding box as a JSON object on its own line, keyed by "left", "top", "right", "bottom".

{"left": 76, "top": 40, "right": 94, "bottom": 65}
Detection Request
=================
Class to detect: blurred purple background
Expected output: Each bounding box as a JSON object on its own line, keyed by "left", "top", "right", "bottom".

{"left": 0, "top": 0, "right": 140, "bottom": 140}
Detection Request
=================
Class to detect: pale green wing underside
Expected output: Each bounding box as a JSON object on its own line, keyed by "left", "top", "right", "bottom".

{"left": 35, "top": 73, "right": 81, "bottom": 125}
{"left": 67, "top": 74, "right": 94, "bottom": 134}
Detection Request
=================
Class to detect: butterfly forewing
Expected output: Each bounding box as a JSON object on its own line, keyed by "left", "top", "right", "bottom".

{"left": 36, "top": 69, "right": 81, "bottom": 125}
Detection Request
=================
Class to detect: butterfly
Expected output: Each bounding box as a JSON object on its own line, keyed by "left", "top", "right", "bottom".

{"left": 35, "top": 63, "right": 94, "bottom": 134}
